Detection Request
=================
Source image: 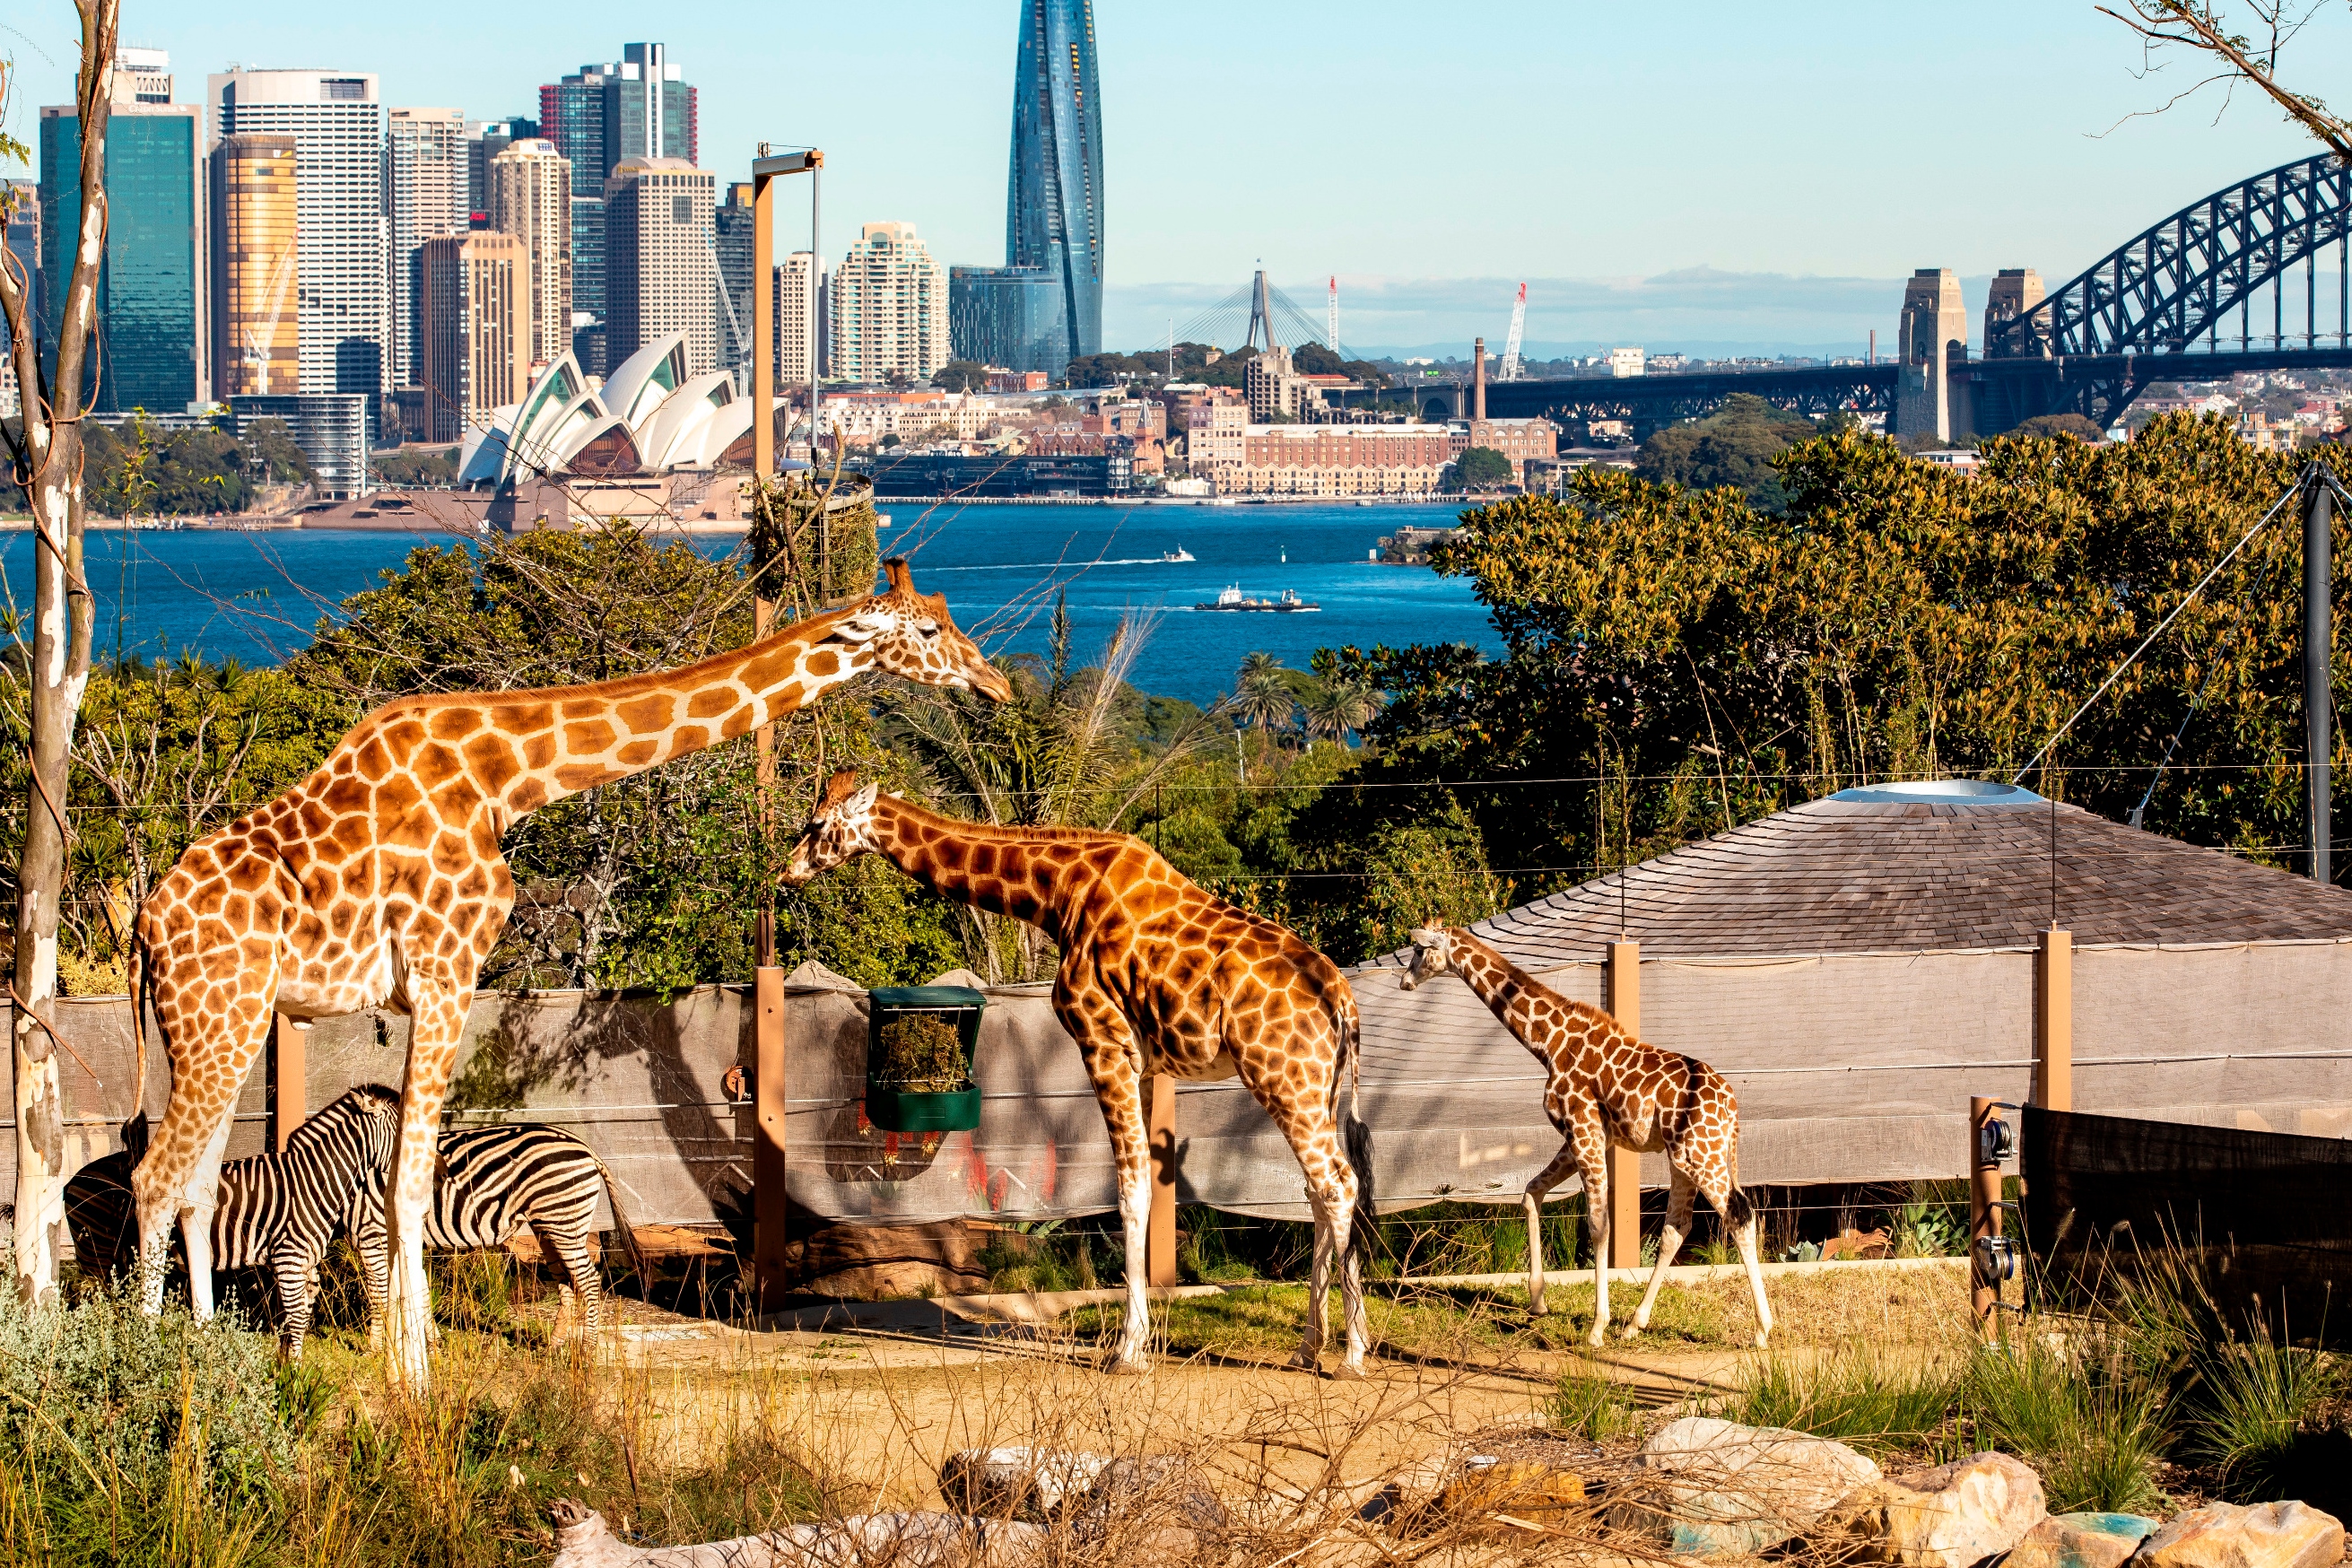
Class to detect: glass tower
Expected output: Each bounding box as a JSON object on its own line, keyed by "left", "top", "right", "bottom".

{"left": 1006, "top": 0, "right": 1102, "bottom": 364}
{"left": 40, "top": 101, "right": 203, "bottom": 414}
{"left": 541, "top": 48, "right": 695, "bottom": 355}
{"left": 948, "top": 264, "right": 1067, "bottom": 375}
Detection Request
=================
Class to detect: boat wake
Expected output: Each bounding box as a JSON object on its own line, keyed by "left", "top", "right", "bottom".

{"left": 915, "top": 555, "right": 1191, "bottom": 572}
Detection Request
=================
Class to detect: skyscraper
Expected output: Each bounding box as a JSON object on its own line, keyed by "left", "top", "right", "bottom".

{"left": 208, "top": 69, "right": 388, "bottom": 404}
{"left": 386, "top": 106, "right": 466, "bottom": 389}
{"left": 416, "top": 231, "right": 530, "bottom": 442}
{"left": 949, "top": 263, "right": 1066, "bottom": 375}
{"left": 1006, "top": 0, "right": 1102, "bottom": 364}
{"left": 830, "top": 222, "right": 947, "bottom": 384}
{"left": 466, "top": 115, "right": 539, "bottom": 217}
{"left": 40, "top": 48, "right": 206, "bottom": 414}
{"left": 604, "top": 156, "right": 715, "bottom": 374}
{"left": 713, "top": 181, "right": 754, "bottom": 377}
{"left": 774, "top": 251, "right": 823, "bottom": 389}
{"left": 540, "top": 46, "right": 696, "bottom": 369}
{"left": 209, "top": 133, "right": 299, "bottom": 397}
{"left": 489, "top": 139, "right": 572, "bottom": 367}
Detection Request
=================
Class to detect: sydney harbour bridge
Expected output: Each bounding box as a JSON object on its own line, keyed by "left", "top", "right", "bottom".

{"left": 1450, "top": 152, "right": 2352, "bottom": 440}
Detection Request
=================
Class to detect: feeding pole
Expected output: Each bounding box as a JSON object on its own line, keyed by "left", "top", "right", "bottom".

{"left": 749, "top": 144, "right": 822, "bottom": 1314}
{"left": 2304, "top": 462, "right": 2333, "bottom": 885}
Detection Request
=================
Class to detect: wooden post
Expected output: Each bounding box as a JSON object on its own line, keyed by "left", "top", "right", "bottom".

{"left": 753, "top": 967, "right": 789, "bottom": 1312}
{"left": 1606, "top": 942, "right": 1642, "bottom": 1270}
{"left": 1147, "top": 1073, "right": 1178, "bottom": 1287}
{"left": 2034, "top": 928, "right": 2071, "bottom": 1111}
{"left": 269, "top": 1014, "right": 306, "bottom": 1152}
{"left": 1971, "top": 1095, "right": 2003, "bottom": 1330}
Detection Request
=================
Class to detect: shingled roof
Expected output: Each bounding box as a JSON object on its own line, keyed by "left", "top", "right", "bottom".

{"left": 1407, "top": 780, "right": 2352, "bottom": 964}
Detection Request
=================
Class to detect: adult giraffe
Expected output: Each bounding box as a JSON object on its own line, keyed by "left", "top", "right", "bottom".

{"left": 783, "top": 772, "right": 1374, "bottom": 1377}
{"left": 129, "top": 560, "right": 1009, "bottom": 1389}
{"left": 1398, "top": 924, "right": 1772, "bottom": 1349}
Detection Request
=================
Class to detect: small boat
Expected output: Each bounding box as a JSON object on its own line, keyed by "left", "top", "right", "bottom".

{"left": 1196, "top": 585, "right": 1320, "bottom": 614}
{"left": 1160, "top": 545, "right": 1196, "bottom": 562}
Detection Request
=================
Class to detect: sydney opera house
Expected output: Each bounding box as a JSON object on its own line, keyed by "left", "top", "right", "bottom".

{"left": 455, "top": 332, "right": 762, "bottom": 488}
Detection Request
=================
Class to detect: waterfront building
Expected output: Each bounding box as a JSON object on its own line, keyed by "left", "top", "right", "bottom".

{"left": 416, "top": 231, "right": 531, "bottom": 443}
{"left": 228, "top": 393, "right": 370, "bottom": 497}
{"left": 208, "top": 132, "right": 299, "bottom": 398}
{"left": 1458, "top": 415, "right": 1559, "bottom": 479}
{"left": 604, "top": 157, "right": 716, "bottom": 375}
{"left": 989, "top": 368, "right": 1049, "bottom": 393}
{"left": 466, "top": 116, "right": 538, "bottom": 217}
{"left": 859, "top": 449, "right": 1128, "bottom": 498}
{"left": 831, "top": 222, "right": 948, "bottom": 384}
{"left": 948, "top": 263, "right": 1066, "bottom": 377}
{"left": 714, "top": 182, "right": 754, "bottom": 378}
{"left": 1183, "top": 398, "right": 1248, "bottom": 474}
{"left": 41, "top": 48, "right": 205, "bottom": 414}
{"left": 1006, "top": 0, "right": 1102, "bottom": 362}
{"left": 209, "top": 68, "right": 388, "bottom": 404}
{"left": 489, "top": 139, "right": 573, "bottom": 366}
{"left": 774, "top": 251, "right": 824, "bottom": 388}
{"left": 1224, "top": 422, "right": 1452, "bottom": 497}
{"left": 386, "top": 106, "right": 466, "bottom": 389}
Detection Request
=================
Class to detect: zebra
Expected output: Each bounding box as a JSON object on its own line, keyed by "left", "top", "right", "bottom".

{"left": 340, "top": 1106, "right": 651, "bottom": 1345}
{"left": 65, "top": 1084, "right": 405, "bottom": 1357}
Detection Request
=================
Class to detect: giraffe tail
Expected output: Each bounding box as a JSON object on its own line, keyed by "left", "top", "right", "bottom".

{"left": 1337, "top": 985, "right": 1375, "bottom": 1260}
{"left": 594, "top": 1155, "right": 653, "bottom": 1302}
{"left": 126, "top": 919, "right": 152, "bottom": 1155}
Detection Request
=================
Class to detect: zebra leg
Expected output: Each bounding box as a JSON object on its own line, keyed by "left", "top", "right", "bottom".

{"left": 272, "top": 1239, "right": 316, "bottom": 1359}
{"left": 355, "top": 1211, "right": 390, "bottom": 1353}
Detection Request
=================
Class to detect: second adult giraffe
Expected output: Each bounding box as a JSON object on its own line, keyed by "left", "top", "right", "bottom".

{"left": 129, "top": 560, "right": 1010, "bottom": 1389}
{"left": 1398, "top": 924, "right": 1772, "bottom": 1348}
{"left": 784, "top": 772, "right": 1374, "bottom": 1377}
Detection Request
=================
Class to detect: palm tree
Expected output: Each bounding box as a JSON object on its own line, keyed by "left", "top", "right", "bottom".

{"left": 1303, "top": 677, "right": 1381, "bottom": 747}
{"left": 1233, "top": 652, "right": 1298, "bottom": 743}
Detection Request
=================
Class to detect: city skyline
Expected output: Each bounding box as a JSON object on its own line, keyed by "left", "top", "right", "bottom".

{"left": 8, "top": 4, "right": 2352, "bottom": 354}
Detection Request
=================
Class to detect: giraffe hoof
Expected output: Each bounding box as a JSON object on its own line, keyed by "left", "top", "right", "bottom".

{"left": 1328, "top": 1362, "right": 1367, "bottom": 1382}
{"left": 1287, "top": 1350, "right": 1321, "bottom": 1373}
{"left": 1106, "top": 1355, "right": 1150, "bottom": 1377}
{"left": 1584, "top": 1329, "right": 1606, "bottom": 1349}
{"left": 1755, "top": 1329, "right": 1773, "bottom": 1349}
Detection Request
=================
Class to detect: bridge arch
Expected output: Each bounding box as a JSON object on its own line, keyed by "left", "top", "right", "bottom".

{"left": 1987, "top": 154, "right": 2352, "bottom": 358}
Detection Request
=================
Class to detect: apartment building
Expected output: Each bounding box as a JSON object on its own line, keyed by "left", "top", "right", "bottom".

{"left": 830, "top": 222, "right": 948, "bottom": 383}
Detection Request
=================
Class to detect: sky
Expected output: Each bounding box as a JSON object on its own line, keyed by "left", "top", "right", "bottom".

{"left": 7, "top": 1, "right": 2352, "bottom": 356}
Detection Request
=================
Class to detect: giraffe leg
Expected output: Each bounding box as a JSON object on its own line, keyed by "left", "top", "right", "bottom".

{"left": 382, "top": 971, "right": 472, "bottom": 1392}
{"left": 1722, "top": 1182, "right": 1773, "bottom": 1348}
{"left": 179, "top": 1111, "right": 241, "bottom": 1320}
{"left": 1627, "top": 1162, "right": 1697, "bottom": 1337}
{"left": 1575, "top": 1122, "right": 1614, "bottom": 1349}
{"left": 1108, "top": 1091, "right": 1154, "bottom": 1373}
{"left": 1054, "top": 988, "right": 1154, "bottom": 1374}
{"left": 1522, "top": 1137, "right": 1580, "bottom": 1318}
{"left": 130, "top": 988, "right": 274, "bottom": 1317}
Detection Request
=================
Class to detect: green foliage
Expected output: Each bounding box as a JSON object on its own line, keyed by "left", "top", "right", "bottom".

{"left": 1729, "top": 1347, "right": 1956, "bottom": 1456}
{"left": 931, "top": 360, "right": 991, "bottom": 393}
{"left": 1635, "top": 392, "right": 1816, "bottom": 510}
{"left": 1454, "top": 446, "right": 1513, "bottom": 490}
{"left": 2013, "top": 414, "right": 2107, "bottom": 443}
{"left": 1548, "top": 1373, "right": 1640, "bottom": 1442}
{"left": 372, "top": 446, "right": 459, "bottom": 488}
{"left": 1965, "top": 1336, "right": 2168, "bottom": 1513}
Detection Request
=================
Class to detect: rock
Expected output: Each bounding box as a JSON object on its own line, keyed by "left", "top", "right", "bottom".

{"left": 1826, "top": 1451, "right": 2045, "bottom": 1568}
{"left": 781, "top": 1220, "right": 992, "bottom": 1298}
{"left": 1606, "top": 1416, "right": 1882, "bottom": 1555}
{"left": 938, "top": 1447, "right": 1111, "bottom": 1520}
{"left": 2137, "top": 1502, "right": 2345, "bottom": 1568}
{"left": 2007, "top": 1511, "right": 2161, "bottom": 1568}
{"left": 1082, "top": 1454, "right": 1228, "bottom": 1532}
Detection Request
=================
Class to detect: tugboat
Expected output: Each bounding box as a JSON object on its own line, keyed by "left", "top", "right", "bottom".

{"left": 1159, "top": 545, "right": 1196, "bottom": 562}
{"left": 1196, "top": 585, "right": 1320, "bottom": 613}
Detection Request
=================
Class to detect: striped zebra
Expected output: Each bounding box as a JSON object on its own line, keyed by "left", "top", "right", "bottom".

{"left": 344, "top": 1111, "right": 650, "bottom": 1344}
{"left": 65, "top": 1084, "right": 404, "bottom": 1357}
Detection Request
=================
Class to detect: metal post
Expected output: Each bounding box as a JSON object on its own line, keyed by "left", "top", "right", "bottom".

{"left": 1970, "top": 1096, "right": 2002, "bottom": 1331}
{"left": 753, "top": 966, "right": 789, "bottom": 1312}
{"left": 1606, "top": 942, "right": 1642, "bottom": 1270}
{"left": 810, "top": 167, "right": 822, "bottom": 461}
{"left": 1147, "top": 1073, "right": 1178, "bottom": 1286}
{"left": 2308, "top": 466, "right": 2334, "bottom": 885}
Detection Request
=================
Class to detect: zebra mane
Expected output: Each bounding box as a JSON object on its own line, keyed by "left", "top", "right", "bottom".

{"left": 283, "top": 1083, "right": 402, "bottom": 1174}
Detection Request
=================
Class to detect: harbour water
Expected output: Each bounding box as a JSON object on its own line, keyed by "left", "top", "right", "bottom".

{"left": 6, "top": 500, "right": 1499, "bottom": 703}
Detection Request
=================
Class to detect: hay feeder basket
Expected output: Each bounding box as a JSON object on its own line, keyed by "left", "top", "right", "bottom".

{"left": 864, "top": 986, "right": 987, "bottom": 1133}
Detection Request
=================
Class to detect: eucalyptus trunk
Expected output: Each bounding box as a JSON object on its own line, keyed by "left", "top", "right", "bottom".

{"left": 1, "top": 2, "right": 113, "bottom": 1303}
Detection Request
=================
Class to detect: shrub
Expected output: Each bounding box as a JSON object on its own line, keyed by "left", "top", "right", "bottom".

{"left": 1728, "top": 1347, "right": 1954, "bottom": 1456}
{"left": 1548, "top": 1373, "right": 1639, "bottom": 1442}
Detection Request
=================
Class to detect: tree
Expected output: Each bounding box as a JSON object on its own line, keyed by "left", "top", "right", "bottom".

{"left": 933, "top": 360, "right": 991, "bottom": 393}
{"left": 1456, "top": 447, "right": 1514, "bottom": 490}
{"left": 0, "top": 3, "right": 116, "bottom": 1303}
{"left": 2101, "top": 2, "right": 2352, "bottom": 159}
{"left": 243, "top": 417, "right": 314, "bottom": 485}
{"left": 1634, "top": 393, "right": 1816, "bottom": 510}
{"left": 2014, "top": 414, "right": 2108, "bottom": 443}
{"left": 1234, "top": 651, "right": 1298, "bottom": 742}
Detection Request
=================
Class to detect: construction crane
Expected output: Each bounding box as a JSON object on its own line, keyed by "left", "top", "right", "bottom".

{"left": 241, "top": 248, "right": 297, "bottom": 395}
{"left": 1327, "top": 276, "right": 1339, "bottom": 358}
{"left": 701, "top": 231, "right": 749, "bottom": 389}
{"left": 1500, "top": 283, "right": 1527, "bottom": 381}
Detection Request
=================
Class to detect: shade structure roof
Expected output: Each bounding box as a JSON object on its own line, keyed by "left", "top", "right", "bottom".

{"left": 1400, "top": 780, "right": 2352, "bottom": 963}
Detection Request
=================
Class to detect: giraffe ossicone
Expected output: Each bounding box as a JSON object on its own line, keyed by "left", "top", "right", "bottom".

{"left": 126, "top": 558, "right": 1007, "bottom": 1393}
{"left": 786, "top": 771, "right": 1375, "bottom": 1378}
{"left": 1400, "top": 922, "right": 1773, "bottom": 1349}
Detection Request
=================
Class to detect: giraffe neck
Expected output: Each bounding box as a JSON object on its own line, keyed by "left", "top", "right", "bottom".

{"left": 1447, "top": 929, "right": 1570, "bottom": 1063}
{"left": 867, "top": 796, "right": 1088, "bottom": 943}
{"left": 422, "top": 606, "right": 876, "bottom": 818}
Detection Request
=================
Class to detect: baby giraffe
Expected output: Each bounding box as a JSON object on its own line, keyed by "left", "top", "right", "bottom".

{"left": 1398, "top": 923, "right": 1772, "bottom": 1348}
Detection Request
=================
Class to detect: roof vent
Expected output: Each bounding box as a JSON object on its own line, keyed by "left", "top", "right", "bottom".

{"left": 1829, "top": 779, "right": 2046, "bottom": 807}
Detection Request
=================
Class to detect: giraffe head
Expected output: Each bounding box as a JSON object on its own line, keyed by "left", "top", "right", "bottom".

{"left": 1397, "top": 921, "right": 1458, "bottom": 991}
{"left": 826, "top": 558, "right": 1013, "bottom": 702}
{"left": 782, "top": 771, "right": 884, "bottom": 885}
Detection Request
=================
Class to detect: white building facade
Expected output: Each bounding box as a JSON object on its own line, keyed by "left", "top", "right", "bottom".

{"left": 208, "top": 69, "right": 389, "bottom": 398}
{"left": 384, "top": 106, "right": 466, "bottom": 388}
{"left": 829, "top": 222, "right": 947, "bottom": 383}
{"left": 490, "top": 139, "right": 573, "bottom": 368}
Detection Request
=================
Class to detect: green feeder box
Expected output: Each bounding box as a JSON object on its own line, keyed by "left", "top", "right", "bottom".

{"left": 864, "top": 986, "right": 987, "bottom": 1133}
